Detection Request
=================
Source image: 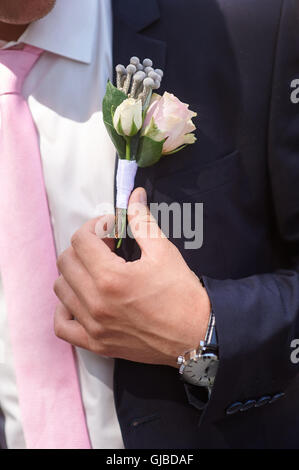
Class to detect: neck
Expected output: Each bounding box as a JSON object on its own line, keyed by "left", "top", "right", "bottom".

{"left": 0, "top": 22, "right": 28, "bottom": 42}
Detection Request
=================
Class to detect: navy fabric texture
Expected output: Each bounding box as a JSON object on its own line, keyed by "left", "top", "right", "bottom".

{"left": 112, "top": 0, "right": 299, "bottom": 449}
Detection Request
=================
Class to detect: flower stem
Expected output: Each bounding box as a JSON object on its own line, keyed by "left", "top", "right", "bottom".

{"left": 115, "top": 207, "right": 127, "bottom": 249}
{"left": 125, "top": 138, "right": 131, "bottom": 160}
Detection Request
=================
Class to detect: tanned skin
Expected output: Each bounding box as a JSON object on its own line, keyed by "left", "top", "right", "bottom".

{"left": 0, "top": 0, "right": 56, "bottom": 41}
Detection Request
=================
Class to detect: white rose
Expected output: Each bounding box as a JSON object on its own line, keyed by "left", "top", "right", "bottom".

{"left": 113, "top": 98, "right": 143, "bottom": 137}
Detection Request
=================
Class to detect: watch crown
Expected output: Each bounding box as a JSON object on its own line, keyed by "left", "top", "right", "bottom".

{"left": 177, "top": 355, "right": 184, "bottom": 366}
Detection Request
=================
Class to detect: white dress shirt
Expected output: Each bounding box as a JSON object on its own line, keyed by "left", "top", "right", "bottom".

{"left": 0, "top": 0, "right": 124, "bottom": 449}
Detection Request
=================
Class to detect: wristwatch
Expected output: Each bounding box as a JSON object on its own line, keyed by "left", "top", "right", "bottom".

{"left": 177, "top": 310, "right": 219, "bottom": 389}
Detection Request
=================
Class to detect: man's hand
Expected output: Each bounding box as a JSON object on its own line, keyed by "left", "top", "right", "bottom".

{"left": 54, "top": 188, "right": 211, "bottom": 368}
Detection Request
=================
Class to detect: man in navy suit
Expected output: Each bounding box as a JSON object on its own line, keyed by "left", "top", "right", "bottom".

{"left": 3, "top": 0, "right": 298, "bottom": 449}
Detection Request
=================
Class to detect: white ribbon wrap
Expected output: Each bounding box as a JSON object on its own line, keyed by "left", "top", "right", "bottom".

{"left": 116, "top": 159, "right": 138, "bottom": 210}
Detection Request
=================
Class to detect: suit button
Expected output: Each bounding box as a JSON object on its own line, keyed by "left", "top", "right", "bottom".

{"left": 269, "top": 392, "right": 285, "bottom": 404}
{"left": 226, "top": 402, "right": 243, "bottom": 415}
{"left": 255, "top": 396, "right": 272, "bottom": 408}
{"left": 240, "top": 400, "right": 256, "bottom": 412}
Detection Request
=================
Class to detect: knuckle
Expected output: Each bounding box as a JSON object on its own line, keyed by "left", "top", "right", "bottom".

{"left": 53, "top": 276, "right": 65, "bottom": 298}
{"left": 87, "top": 337, "right": 103, "bottom": 354}
{"left": 87, "top": 323, "right": 104, "bottom": 341}
{"left": 53, "top": 278, "right": 60, "bottom": 296}
{"left": 87, "top": 298, "right": 102, "bottom": 319}
{"left": 71, "top": 230, "right": 83, "bottom": 249}
{"left": 93, "top": 341, "right": 112, "bottom": 357}
{"left": 54, "top": 318, "right": 63, "bottom": 339}
{"left": 98, "top": 270, "right": 120, "bottom": 294}
{"left": 101, "top": 276, "right": 115, "bottom": 293}
{"left": 56, "top": 253, "right": 65, "bottom": 272}
{"left": 83, "top": 315, "right": 103, "bottom": 337}
{"left": 56, "top": 247, "right": 72, "bottom": 272}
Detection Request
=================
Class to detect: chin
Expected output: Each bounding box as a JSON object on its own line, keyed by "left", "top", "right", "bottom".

{"left": 0, "top": 0, "right": 56, "bottom": 25}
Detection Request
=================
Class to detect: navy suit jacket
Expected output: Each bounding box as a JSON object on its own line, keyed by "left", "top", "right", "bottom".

{"left": 112, "top": 0, "right": 299, "bottom": 449}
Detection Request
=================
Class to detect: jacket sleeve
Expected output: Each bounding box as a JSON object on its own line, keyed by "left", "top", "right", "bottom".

{"left": 187, "top": 0, "right": 299, "bottom": 417}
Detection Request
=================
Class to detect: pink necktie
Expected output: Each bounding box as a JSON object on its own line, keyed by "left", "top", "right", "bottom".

{"left": 0, "top": 45, "right": 91, "bottom": 449}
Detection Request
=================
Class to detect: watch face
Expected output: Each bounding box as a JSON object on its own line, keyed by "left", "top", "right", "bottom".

{"left": 183, "top": 353, "right": 219, "bottom": 387}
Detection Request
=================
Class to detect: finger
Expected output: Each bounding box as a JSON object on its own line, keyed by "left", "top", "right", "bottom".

{"left": 71, "top": 216, "right": 125, "bottom": 278}
{"left": 54, "top": 302, "right": 90, "bottom": 349}
{"left": 54, "top": 275, "right": 99, "bottom": 331}
{"left": 127, "top": 187, "right": 168, "bottom": 258}
{"left": 95, "top": 213, "right": 116, "bottom": 252}
{"left": 56, "top": 247, "right": 101, "bottom": 311}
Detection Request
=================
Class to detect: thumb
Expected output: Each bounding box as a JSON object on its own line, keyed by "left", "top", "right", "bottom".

{"left": 127, "top": 187, "right": 167, "bottom": 257}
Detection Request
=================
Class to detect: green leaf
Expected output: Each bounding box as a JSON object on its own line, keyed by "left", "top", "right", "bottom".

{"left": 136, "top": 136, "right": 164, "bottom": 168}
{"left": 115, "top": 116, "right": 124, "bottom": 136}
{"left": 102, "top": 81, "right": 127, "bottom": 158}
{"left": 129, "top": 119, "right": 139, "bottom": 137}
{"left": 103, "top": 81, "right": 127, "bottom": 125}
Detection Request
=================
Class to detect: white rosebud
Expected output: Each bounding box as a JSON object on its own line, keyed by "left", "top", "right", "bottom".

{"left": 113, "top": 98, "right": 143, "bottom": 137}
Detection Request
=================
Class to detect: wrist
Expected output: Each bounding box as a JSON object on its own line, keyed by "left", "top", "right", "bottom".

{"left": 188, "top": 281, "right": 211, "bottom": 346}
{"left": 177, "top": 293, "right": 219, "bottom": 389}
{"left": 170, "top": 278, "right": 211, "bottom": 369}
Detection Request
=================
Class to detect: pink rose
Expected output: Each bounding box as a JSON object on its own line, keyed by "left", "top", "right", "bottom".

{"left": 142, "top": 92, "right": 197, "bottom": 154}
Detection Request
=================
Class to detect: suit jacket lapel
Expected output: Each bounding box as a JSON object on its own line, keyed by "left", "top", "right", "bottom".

{"left": 112, "top": 0, "right": 166, "bottom": 78}
{"left": 112, "top": 0, "right": 167, "bottom": 197}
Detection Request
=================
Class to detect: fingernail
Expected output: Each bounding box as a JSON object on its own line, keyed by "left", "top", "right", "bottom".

{"left": 139, "top": 189, "right": 147, "bottom": 205}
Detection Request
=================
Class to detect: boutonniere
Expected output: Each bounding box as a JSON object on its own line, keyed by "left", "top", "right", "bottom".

{"left": 102, "top": 56, "right": 197, "bottom": 247}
